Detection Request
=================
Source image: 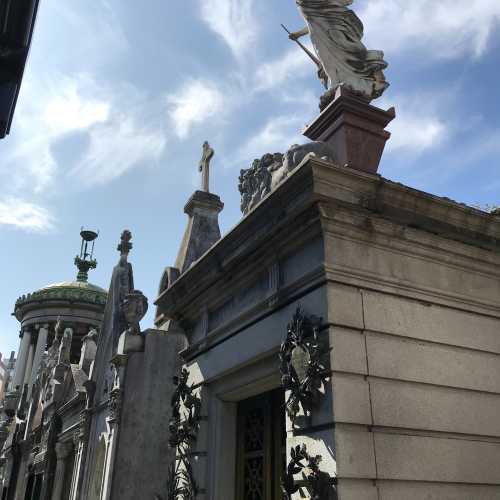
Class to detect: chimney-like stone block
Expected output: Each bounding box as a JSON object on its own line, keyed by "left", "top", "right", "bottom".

{"left": 175, "top": 190, "right": 224, "bottom": 274}
{"left": 304, "top": 87, "right": 395, "bottom": 175}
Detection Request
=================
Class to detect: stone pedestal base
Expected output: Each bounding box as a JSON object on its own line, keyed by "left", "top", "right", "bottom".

{"left": 175, "top": 191, "right": 224, "bottom": 274}
{"left": 303, "top": 87, "right": 396, "bottom": 175}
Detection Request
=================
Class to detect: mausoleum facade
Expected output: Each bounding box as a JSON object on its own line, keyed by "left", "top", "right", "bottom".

{"left": 2, "top": 1, "right": 500, "bottom": 498}
{"left": 154, "top": 150, "right": 500, "bottom": 500}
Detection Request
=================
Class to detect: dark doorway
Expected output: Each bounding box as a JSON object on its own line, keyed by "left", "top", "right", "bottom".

{"left": 236, "top": 388, "right": 285, "bottom": 500}
{"left": 32, "top": 475, "right": 42, "bottom": 500}
{"left": 24, "top": 475, "right": 42, "bottom": 500}
{"left": 23, "top": 475, "right": 34, "bottom": 500}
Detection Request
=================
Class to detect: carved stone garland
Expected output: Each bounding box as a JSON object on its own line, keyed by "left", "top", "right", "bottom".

{"left": 279, "top": 307, "right": 329, "bottom": 427}
{"left": 166, "top": 368, "right": 201, "bottom": 500}
{"left": 282, "top": 444, "right": 336, "bottom": 500}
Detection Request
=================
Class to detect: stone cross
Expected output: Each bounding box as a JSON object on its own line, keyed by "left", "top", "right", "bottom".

{"left": 199, "top": 141, "right": 214, "bottom": 193}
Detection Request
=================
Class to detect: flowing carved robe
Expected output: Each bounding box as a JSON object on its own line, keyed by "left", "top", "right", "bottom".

{"left": 296, "top": 0, "right": 389, "bottom": 100}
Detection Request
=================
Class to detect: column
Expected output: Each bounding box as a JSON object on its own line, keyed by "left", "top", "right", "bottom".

{"left": 11, "top": 329, "right": 31, "bottom": 391}
{"left": 23, "top": 340, "right": 35, "bottom": 386}
{"left": 29, "top": 325, "right": 48, "bottom": 393}
{"left": 51, "top": 442, "right": 73, "bottom": 500}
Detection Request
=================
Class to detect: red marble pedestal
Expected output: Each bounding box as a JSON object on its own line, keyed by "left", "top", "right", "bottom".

{"left": 303, "top": 87, "right": 396, "bottom": 175}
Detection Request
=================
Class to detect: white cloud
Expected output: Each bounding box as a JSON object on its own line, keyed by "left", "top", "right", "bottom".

{"left": 360, "top": 0, "right": 500, "bottom": 59}
{"left": 42, "top": 80, "right": 110, "bottom": 134}
{"left": 167, "top": 80, "right": 225, "bottom": 139}
{"left": 70, "top": 116, "right": 166, "bottom": 187}
{"left": 199, "top": 0, "right": 258, "bottom": 59}
{"left": 0, "top": 198, "right": 54, "bottom": 232}
{"left": 3, "top": 74, "right": 169, "bottom": 192}
{"left": 254, "top": 48, "right": 312, "bottom": 92}
{"left": 4, "top": 75, "right": 110, "bottom": 193}
{"left": 40, "top": 2, "right": 129, "bottom": 67}
{"left": 387, "top": 113, "right": 447, "bottom": 153}
{"left": 238, "top": 115, "right": 306, "bottom": 162}
{"left": 381, "top": 93, "right": 448, "bottom": 153}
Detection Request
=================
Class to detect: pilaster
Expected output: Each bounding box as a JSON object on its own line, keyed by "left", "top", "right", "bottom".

{"left": 29, "top": 324, "right": 48, "bottom": 398}
{"left": 50, "top": 442, "right": 73, "bottom": 500}
{"left": 22, "top": 339, "right": 35, "bottom": 387}
{"left": 12, "top": 329, "right": 31, "bottom": 391}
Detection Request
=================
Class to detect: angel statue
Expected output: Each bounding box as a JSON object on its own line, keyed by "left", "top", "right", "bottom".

{"left": 289, "top": 0, "right": 389, "bottom": 105}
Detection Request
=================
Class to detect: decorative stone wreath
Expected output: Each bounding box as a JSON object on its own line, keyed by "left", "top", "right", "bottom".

{"left": 166, "top": 368, "right": 201, "bottom": 500}
{"left": 282, "top": 444, "right": 337, "bottom": 500}
{"left": 279, "top": 306, "right": 330, "bottom": 428}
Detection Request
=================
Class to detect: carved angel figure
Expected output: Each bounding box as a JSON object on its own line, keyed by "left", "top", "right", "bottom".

{"left": 292, "top": 0, "right": 389, "bottom": 101}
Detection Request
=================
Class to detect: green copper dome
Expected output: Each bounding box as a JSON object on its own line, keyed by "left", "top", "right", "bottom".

{"left": 14, "top": 229, "right": 108, "bottom": 320}
{"left": 15, "top": 280, "right": 107, "bottom": 310}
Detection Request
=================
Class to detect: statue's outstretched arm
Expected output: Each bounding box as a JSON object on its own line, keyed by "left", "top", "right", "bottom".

{"left": 289, "top": 26, "right": 309, "bottom": 41}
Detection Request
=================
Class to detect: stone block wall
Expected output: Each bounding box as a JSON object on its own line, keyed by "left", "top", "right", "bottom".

{"left": 328, "top": 284, "right": 500, "bottom": 500}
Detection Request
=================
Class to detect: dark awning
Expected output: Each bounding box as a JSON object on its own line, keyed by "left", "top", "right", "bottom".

{"left": 0, "top": 0, "right": 40, "bottom": 138}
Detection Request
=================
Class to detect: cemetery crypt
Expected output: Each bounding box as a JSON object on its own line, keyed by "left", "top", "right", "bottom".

{"left": 2, "top": 1, "right": 500, "bottom": 499}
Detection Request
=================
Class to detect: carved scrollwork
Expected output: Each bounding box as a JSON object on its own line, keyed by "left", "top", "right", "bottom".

{"left": 282, "top": 444, "right": 336, "bottom": 500}
{"left": 166, "top": 368, "right": 201, "bottom": 500}
{"left": 77, "top": 409, "right": 91, "bottom": 443}
{"left": 108, "top": 388, "right": 123, "bottom": 423}
{"left": 279, "top": 307, "right": 329, "bottom": 427}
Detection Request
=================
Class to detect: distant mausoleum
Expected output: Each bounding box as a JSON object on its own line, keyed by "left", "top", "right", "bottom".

{"left": 0, "top": 231, "right": 106, "bottom": 500}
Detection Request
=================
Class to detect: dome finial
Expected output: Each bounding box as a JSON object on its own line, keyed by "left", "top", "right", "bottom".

{"left": 74, "top": 228, "right": 99, "bottom": 282}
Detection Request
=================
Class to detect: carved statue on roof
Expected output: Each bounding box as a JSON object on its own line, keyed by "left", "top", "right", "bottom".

{"left": 59, "top": 328, "right": 73, "bottom": 365}
{"left": 289, "top": 0, "right": 389, "bottom": 106}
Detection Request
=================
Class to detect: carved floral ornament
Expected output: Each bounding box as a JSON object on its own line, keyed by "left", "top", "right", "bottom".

{"left": 280, "top": 308, "right": 336, "bottom": 498}
{"left": 166, "top": 368, "right": 202, "bottom": 500}
{"left": 282, "top": 444, "right": 336, "bottom": 500}
{"left": 279, "top": 306, "right": 330, "bottom": 427}
{"left": 108, "top": 388, "right": 123, "bottom": 423}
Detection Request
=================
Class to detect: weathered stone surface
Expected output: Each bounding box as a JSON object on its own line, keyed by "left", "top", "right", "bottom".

{"left": 175, "top": 190, "right": 224, "bottom": 274}
{"left": 327, "top": 283, "right": 364, "bottom": 330}
{"left": 377, "top": 481, "right": 500, "bottom": 500}
{"left": 332, "top": 373, "right": 371, "bottom": 425}
{"left": 362, "top": 291, "right": 500, "bottom": 353}
{"left": 335, "top": 426, "right": 376, "bottom": 478}
{"left": 374, "top": 433, "right": 500, "bottom": 483}
{"left": 329, "top": 327, "right": 367, "bottom": 375}
{"left": 337, "top": 479, "right": 378, "bottom": 500}
{"left": 370, "top": 377, "right": 500, "bottom": 437}
{"left": 111, "top": 329, "right": 186, "bottom": 500}
{"left": 366, "top": 331, "right": 500, "bottom": 393}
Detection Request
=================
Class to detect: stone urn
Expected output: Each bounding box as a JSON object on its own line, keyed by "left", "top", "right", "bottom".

{"left": 122, "top": 290, "right": 148, "bottom": 334}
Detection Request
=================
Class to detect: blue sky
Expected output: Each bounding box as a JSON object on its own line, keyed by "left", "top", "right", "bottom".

{"left": 1, "top": 0, "right": 499, "bottom": 356}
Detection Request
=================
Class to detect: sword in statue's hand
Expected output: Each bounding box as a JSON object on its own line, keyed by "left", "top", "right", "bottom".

{"left": 281, "top": 24, "right": 328, "bottom": 89}
{"left": 281, "top": 24, "right": 321, "bottom": 67}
